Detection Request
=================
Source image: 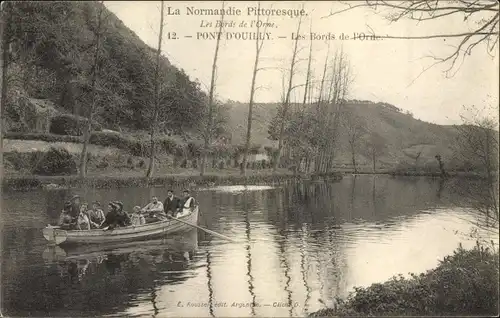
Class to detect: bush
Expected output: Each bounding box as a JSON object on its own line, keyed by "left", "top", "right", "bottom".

{"left": 49, "top": 114, "right": 82, "bottom": 135}
{"left": 4, "top": 132, "right": 82, "bottom": 143}
{"left": 4, "top": 150, "right": 45, "bottom": 172}
{"left": 180, "top": 159, "right": 187, "bottom": 168}
{"left": 137, "top": 159, "right": 145, "bottom": 168}
{"left": 96, "top": 157, "right": 109, "bottom": 169}
{"left": 173, "top": 156, "right": 180, "bottom": 168}
{"left": 157, "top": 138, "right": 177, "bottom": 154}
{"left": 32, "top": 147, "right": 77, "bottom": 176}
{"left": 311, "top": 244, "right": 499, "bottom": 317}
{"left": 127, "top": 156, "right": 133, "bottom": 167}
{"left": 89, "top": 131, "right": 143, "bottom": 155}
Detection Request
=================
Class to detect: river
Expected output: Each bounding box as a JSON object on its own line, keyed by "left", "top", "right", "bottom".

{"left": 0, "top": 175, "right": 496, "bottom": 317}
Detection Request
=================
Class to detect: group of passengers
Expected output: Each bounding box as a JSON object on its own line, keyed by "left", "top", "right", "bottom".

{"left": 58, "top": 189, "right": 196, "bottom": 231}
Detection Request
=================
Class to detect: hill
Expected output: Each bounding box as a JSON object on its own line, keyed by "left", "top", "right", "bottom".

{"left": 225, "top": 100, "right": 461, "bottom": 169}
{"left": 3, "top": 1, "right": 206, "bottom": 134}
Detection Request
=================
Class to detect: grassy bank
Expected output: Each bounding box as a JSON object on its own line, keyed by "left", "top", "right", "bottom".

{"left": 2, "top": 169, "right": 343, "bottom": 191}
{"left": 310, "top": 243, "right": 499, "bottom": 317}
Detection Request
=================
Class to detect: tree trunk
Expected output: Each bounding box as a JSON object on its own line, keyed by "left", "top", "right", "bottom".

{"left": 0, "top": 3, "right": 9, "bottom": 188}
{"left": 146, "top": 1, "right": 165, "bottom": 178}
{"left": 372, "top": 152, "right": 376, "bottom": 172}
{"left": 79, "top": 1, "right": 104, "bottom": 178}
{"left": 241, "top": 2, "right": 265, "bottom": 176}
{"left": 273, "top": 17, "right": 302, "bottom": 173}
{"left": 351, "top": 143, "right": 357, "bottom": 173}
{"left": 201, "top": 2, "right": 224, "bottom": 176}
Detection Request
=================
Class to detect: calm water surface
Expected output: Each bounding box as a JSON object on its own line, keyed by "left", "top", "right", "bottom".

{"left": 1, "top": 175, "right": 496, "bottom": 317}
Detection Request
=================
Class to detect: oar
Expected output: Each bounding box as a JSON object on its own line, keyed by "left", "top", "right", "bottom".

{"left": 166, "top": 215, "right": 236, "bottom": 242}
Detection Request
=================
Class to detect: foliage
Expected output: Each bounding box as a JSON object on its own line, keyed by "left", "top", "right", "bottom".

{"left": 2, "top": 170, "right": 342, "bottom": 191}
{"left": 3, "top": 150, "right": 46, "bottom": 172}
{"left": 32, "top": 147, "right": 77, "bottom": 176}
{"left": 4, "top": 132, "right": 82, "bottom": 143}
{"left": 454, "top": 105, "right": 499, "bottom": 227}
{"left": 3, "top": 1, "right": 207, "bottom": 132}
{"left": 311, "top": 243, "right": 499, "bottom": 317}
{"left": 49, "top": 114, "right": 102, "bottom": 136}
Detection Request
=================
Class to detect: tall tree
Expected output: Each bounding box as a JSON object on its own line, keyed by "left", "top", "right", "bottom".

{"left": 146, "top": 0, "right": 165, "bottom": 178}
{"left": 79, "top": 0, "right": 105, "bottom": 178}
{"left": 0, "top": 1, "right": 8, "bottom": 188}
{"left": 363, "top": 132, "right": 387, "bottom": 172}
{"left": 325, "top": 1, "right": 499, "bottom": 77}
{"left": 240, "top": 1, "right": 270, "bottom": 176}
{"left": 342, "top": 109, "right": 364, "bottom": 173}
{"left": 201, "top": 1, "right": 225, "bottom": 176}
{"left": 455, "top": 104, "right": 499, "bottom": 224}
{"left": 273, "top": 15, "right": 303, "bottom": 173}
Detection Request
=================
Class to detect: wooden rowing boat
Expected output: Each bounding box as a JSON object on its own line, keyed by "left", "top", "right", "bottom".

{"left": 42, "top": 227, "right": 198, "bottom": 263}
{"left": 42, "top": 206, "right": 199, "bottom": 246}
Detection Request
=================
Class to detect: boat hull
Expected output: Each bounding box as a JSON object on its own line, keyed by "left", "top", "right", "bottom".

{"left": 42, "top": 228, "right": 198, "bottom": 263}
{"left": 43, "top": 206, "right": 199, "bottom": 246}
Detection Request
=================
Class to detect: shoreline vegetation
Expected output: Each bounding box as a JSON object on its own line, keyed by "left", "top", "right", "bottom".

{"left": 3, "top": 169, "right": 491, "bottom": 191}
{"left": 2, "top": 133, "right": 492, "bottom": 192}
{"left": 2, "top": 170, "right": 344, "bottom": 191}
{"left": 310, "top": 243, "right": 499, "bottom": 317}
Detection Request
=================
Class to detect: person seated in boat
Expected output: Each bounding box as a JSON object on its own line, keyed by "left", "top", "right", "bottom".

{"left": 163, "top": 189, "right": 180, "bottom": 218}
{"left": 115, "top": 201, "right": 132, "bottom": 227}
{"left": 130, "top": 206, "right": 146, "bottom": 226}
{"left": 101, "top": 202, "right": 131, "bottom": 230}
{"left": 177, "top": 190, "right": 196, "bottom": 218}
{"left": 141, "top": 196, "right": 165, "bottom": 222}
{"left": 69, "top": 195, "right": 82, "bottom": 219}
{"left": 76, "top": 203, "right": 91, "bottom": 230}
{"left": 58, "top": 201, "right": 76, "bottom": 230}
{"left": 100, "top": 202, "right": 117, "bottom": 229}
{"left": 141, "top": 196, "right": 164, "bottom": 215}
{"left": 88, "top": 201, "right": 105, "bottom": 229}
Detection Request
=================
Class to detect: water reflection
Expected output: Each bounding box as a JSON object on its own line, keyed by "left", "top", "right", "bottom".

{"left": 1, "top": 175, "right": 498, "bottom": 317}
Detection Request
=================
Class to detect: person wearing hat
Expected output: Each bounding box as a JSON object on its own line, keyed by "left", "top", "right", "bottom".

{"left": 101, "top": 202, "right": 119, "bottom": 230}
{"left": 58, "top": 201, "right": 76, "bottom": 230}
{"left": 114, "top": 201, "right": 131, "bottom": 227}
{"left": 101, "top": 201, "right": 131, "bottom": 230}
{"left": 69, "top": 195, "right": 82, "bottom": 219}
{"left": 88, "top": 201, "right": 105, "bottom": 229}
{"left": 163, "top": 189, "right": 181, "bottom": 218}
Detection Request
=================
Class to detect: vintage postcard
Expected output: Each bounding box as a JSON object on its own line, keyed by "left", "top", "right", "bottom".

{"left": 0, "top": 1, "right": 498, "bottom": 317}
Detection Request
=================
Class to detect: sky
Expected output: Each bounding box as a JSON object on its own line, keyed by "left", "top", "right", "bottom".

{"left": 104, "top": 1, "right": 499, "bottom": 125}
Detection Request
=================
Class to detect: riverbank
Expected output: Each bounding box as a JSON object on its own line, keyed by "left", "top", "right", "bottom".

{"left": 310, "top": 243, "right": 499, "bottom": 317}
{"left": 2, "top": 169, "right": 343, "bottom": 191}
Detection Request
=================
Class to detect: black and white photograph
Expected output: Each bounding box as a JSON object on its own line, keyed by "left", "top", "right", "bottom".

{"left": 0, "top": 1, "right": 498, "bottom": 317}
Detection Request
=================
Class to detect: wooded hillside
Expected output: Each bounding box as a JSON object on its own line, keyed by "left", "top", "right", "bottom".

{"left": 226, "top": 100, "right": 461, "bottom": 168}
{"left": 3, "top": 1, "right": 206, "bottom": 133}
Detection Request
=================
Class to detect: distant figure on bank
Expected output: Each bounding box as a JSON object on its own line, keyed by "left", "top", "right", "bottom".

{"left": 163, "top": 189, "right": 180, "bottom": 218}
{"left": 131, "top": 206, "right": 146, "bottom": 226}
{"left": 76, "top": 203, "right": 91, "bottom": 230}
{"left": 88, "top": 201, "right": 105, "bottom": 229}
{"left": 178, "top": 190, "right": 196, "bottom": 217}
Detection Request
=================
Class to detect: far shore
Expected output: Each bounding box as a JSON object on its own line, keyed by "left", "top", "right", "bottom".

{"left": 2, "top": 167, "right": 491, "bottom": 192}
{"left": 1, "top": 169, "right": 342, "bottom": 191}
